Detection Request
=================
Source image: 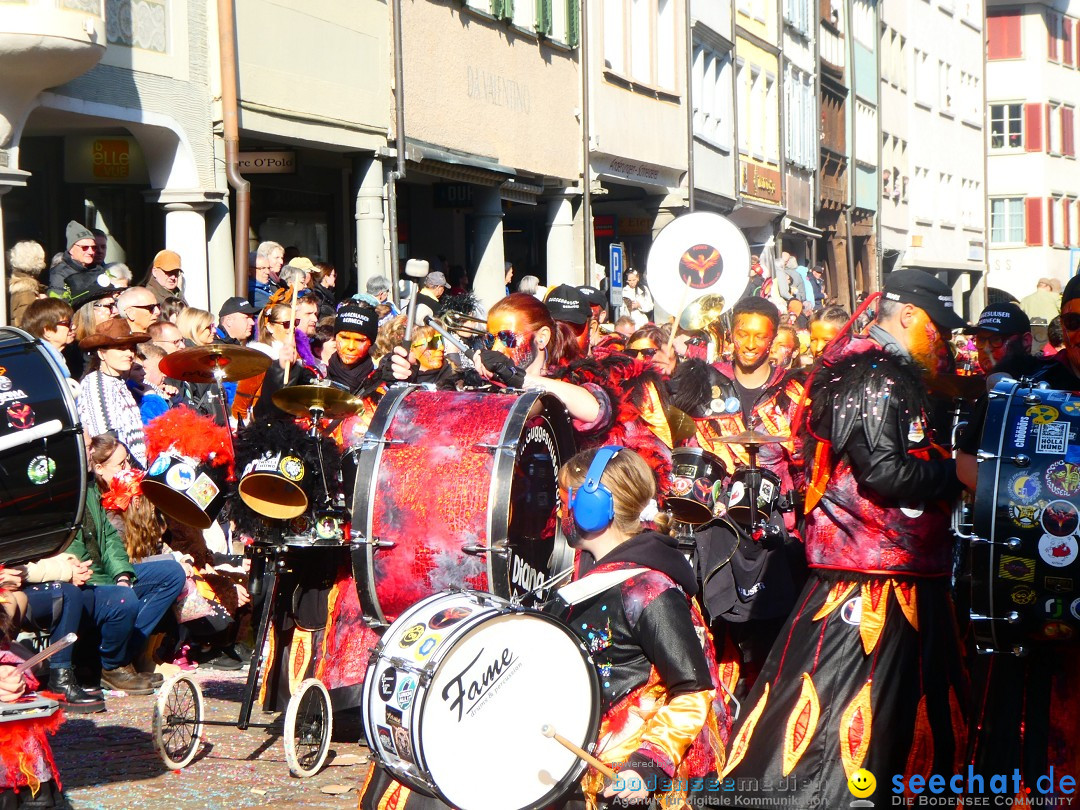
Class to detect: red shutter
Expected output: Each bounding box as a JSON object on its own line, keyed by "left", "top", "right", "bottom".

{"left": 989, "top": 11, "right": 1023, "bottom": 59}
{"left": 1064, "top": 107, "right": 1075, "bottom": 156}
{"left": 1026, "top": 102, "right": 1044, "bottom": 151}
{"left": 1067, "top": 19, "right": 1075, "bottom": 65}
{"left": 1048, "top": 198, "right": 1056, "bottom": 244}
{"left": 1026, "top": 197, "right": 1044, "bottom": 245}
{"left": 1050, "top": 13, "right": 1060, "bottom": 60}
{"left": 1065, "top": 198, "right": 1072, "bottom": 246}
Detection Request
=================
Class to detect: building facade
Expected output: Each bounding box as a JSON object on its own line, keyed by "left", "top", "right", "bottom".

{"left": 780, "top": 0, "right": 820, "bottom": 263}
{"left": 690, "top": 0, "right": 738, "bottom": 216}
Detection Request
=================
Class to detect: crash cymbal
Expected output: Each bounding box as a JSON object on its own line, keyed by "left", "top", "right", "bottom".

{"left": 272, "top": 384, "right": 363, "bottom": 418}
{"left": 715, "top": 429, "right": 790, "bottom": 446}
{"left": 664, "top": 405, "right": 698, "bottom": 445}
{"left": 928, "top": 373, "right": 985, "bottom": 401}
{"left": 160, "top": 345, "right": 271, "bottom": 384}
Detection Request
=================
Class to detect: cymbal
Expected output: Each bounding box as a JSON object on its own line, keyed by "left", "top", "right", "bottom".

{"left": 161, "top": 345, "right": 271, "bottom": 383}
{"left": 928, "top": 373, "right": 985, "bottom": 400}
{"left": 272, "top": 385, "right": 363, "bottom": 418}
{"left": 664, "top": 405, "right": 698, "bottom": 445}
{"left": 715, "top": 429, "right": 790, "bottom": 446}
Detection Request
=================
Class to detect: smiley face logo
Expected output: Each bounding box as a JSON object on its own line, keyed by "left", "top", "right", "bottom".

{"left": 848, "top": 768, "right": 876, "bottom": 798}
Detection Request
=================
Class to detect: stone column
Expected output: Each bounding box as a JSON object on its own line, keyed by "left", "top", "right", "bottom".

{"left": 145, "top": 189, "right": 226, "bottom": 312}
{"left": 355, "top": 155, "right": 387, "bottom": 294}
{"left": 545, "top": 192, "right": 578, "bottom": 288}
{"left": 472, "top": 185, "right": 506, "bottom": 312}
{"left": 0, "top": 167, "right": 30, "bottom": 325}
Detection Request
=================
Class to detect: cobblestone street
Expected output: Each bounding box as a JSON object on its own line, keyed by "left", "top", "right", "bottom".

{"left": 53, "top": 670, "right": 371, "bottom": 810}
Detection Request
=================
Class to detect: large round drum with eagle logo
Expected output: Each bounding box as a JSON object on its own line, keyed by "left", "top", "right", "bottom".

{"left": 971, "top": 376, "right": 1080, "bottom": 653}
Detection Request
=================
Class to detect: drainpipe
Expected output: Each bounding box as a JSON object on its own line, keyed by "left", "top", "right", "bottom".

{"left": 581, "top": 0, "right": 594, "bottom": 285}
{"left": 686, "top": 3, "right": 696, "bottom": 211}
{"left": 387, "top": 0, "right": 407, "bottom": 300}
{"left": 217, "top": 0, "right": 249, "bottom": 298}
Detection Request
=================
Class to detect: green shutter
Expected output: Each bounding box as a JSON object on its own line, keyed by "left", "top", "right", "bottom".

{"left": 491, "top": 0, "right": 505, "bottom": 16}
{"left": 567, "top": 0, "right": 580, "bottom": 46}
{"left": 503, "top": 0, "right": 514, "bottom": 18}
{"left": 536, "top": 0, "right": 553, "bottom": 35}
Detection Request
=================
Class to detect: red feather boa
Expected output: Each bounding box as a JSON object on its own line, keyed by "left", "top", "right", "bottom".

{"left": 144, "top": 406, "right": 235, "bottom": 478}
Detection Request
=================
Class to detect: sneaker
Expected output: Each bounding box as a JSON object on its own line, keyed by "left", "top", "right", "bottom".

{"left": 199, "top": 647, "right": 244, "bottom": 671}
{"left": 100, "top": 664, "right": 156, "bottom": 696}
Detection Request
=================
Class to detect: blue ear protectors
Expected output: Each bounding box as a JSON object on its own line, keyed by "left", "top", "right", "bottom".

{"left": 568, "top": 446, "right": 623, "bottom": 533}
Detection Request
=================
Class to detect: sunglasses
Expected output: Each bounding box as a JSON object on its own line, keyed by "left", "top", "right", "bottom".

{"left": 56, "top": 320, "right": 72, "bottom": 329}
{"left": 94, "top": 301, "right": 117, "bottom": 310}
{"left": 483, "top": 330, "right": 523, "bottom": 350}
{"left": 974, "top": 334, "right": 1007, "bottom": 350}
{"left": 411, "top": 336, "right": 444, "bottom": 352}
{"left": 627, "top": 347, "right": 659, "bottom": 359}
{"left": 127, "top": 303, "right": 160, "bottom": 312}
{"left": 1062, "top": 313, "right": 1080, "bottom": 331}
{"left": 72, "top": 243, "right": 96, "bottom": 253}
{"left": 270, "top": 319, "right": 301, "bottom": 328}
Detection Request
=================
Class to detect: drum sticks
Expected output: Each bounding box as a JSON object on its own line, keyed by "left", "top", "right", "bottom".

{"left": 541, "top": 724, "right": 617, "bottom": 780}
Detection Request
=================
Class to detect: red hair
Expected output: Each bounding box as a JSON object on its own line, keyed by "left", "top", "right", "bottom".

{"left": 489, "top": 293, "right": 582, "bottom": 368}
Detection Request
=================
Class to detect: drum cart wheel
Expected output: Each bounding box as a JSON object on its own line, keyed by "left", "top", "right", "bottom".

{"left": 283, "top": 678, "right": 334, "bottom": 778}
{"left": 152, "top": 674, "right": 205, "bottom": 769}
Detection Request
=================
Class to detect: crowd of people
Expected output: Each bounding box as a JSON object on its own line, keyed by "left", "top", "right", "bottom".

{"left": 1, "top": 220, "right": 1077, "bottom": 809}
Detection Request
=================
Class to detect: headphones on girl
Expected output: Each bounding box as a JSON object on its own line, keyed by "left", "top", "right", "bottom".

{"left": 567, "top": 446, "right": 623, "bottom": 533}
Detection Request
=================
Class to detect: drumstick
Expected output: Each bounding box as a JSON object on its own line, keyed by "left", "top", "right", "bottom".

{"left": 16, "top": 633, "right": 77, "bottom": 675}
{"left": 541, "top": 724, "right": 618, "bottom": 780}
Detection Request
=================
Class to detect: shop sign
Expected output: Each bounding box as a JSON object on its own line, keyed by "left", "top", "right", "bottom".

{"left": 237, "top": 151, "right": 296, "bottom": 174}
{"left": 618, "top": 217, "right": 653, "bottom": 237}
{"left": 741, "top": 163, "right": 783, "bottom": 204}
{"left": 433, "top": 183, "right": 474, "bottom": 208}
{"left": 594, "top": 215, "right": 616, "bottom": 238}
{"left": 64, "top": 136, "right": 149, "bottom": 185}
{"left": 592, "top": 153, "right": 684, "bottom": 190}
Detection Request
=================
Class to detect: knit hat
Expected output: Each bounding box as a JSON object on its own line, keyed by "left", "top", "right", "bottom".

{"left": 66, "top": 221, "right": 94, "bottom": 251}
{"left": 334, "top": 304, "right": 379, "bottom": 341}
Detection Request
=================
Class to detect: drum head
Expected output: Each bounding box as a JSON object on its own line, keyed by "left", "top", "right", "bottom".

{"left": 238, "top": 472, "right": 308, "bottom": 519}
{"left": 421, "top": 612, "right": 599, "bottom": 810}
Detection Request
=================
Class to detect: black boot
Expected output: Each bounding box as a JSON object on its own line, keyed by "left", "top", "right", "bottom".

{"left": 47, "top": 667, "right": 106, "bottom": 714}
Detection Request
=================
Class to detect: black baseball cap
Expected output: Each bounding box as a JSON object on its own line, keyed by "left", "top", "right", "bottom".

{"left": 881, "top": 269, "right": 966, "bottom": 330}
{"left": 219, "top": 296, "right": 259, "bottom": 318}
{"left": 544, "top": 284, "right": 590, "bottom": 325}
{"left": 963, "top": 302, "right": 1031, "bottom": 336}
{"left": 578, "top": 285, "right": 606, "bottom": 308}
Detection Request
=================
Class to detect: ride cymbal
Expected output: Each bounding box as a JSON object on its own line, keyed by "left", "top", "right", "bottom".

{"left": 272, "top": 384, "right": 364, "bottom": 418}
{"left": 160, "top": 345, "right": 271, "bottom": 383}
{"left": 715, "top": 429, "right": 790, "bottom": 445}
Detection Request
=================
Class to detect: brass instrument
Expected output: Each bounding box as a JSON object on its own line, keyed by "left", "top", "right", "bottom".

{"left": 678, "top": 294, "right": 728, "bottom": 363}
{"left": 443, "top": 311, "right": 488, "bottom": 338}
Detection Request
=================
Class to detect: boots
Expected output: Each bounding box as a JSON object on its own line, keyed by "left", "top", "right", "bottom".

{"left": 100, "top": 664, "right": 156, "bottom": 696}
{"left": 46, "top": 668, "right": 106, "bottom": 713}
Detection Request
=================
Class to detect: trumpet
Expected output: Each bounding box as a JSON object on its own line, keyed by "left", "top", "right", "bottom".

{"left": 444, "top": 311, "right": 488, "bottom": 337}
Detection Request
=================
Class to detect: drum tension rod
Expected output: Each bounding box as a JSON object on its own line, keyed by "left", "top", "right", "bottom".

{"left": 462, "top": 541, "right": 509, "bottom": 559}
{"left": 975, "top": 450, "right": 1030, "bottom": 467}
{"left": 472, "top": 441, "right": 517, "bottom": 452}
{"left": 361, "top": 535, "right": 396, "bottom": 550}
{"left": 971, "top": 611, "right": 1021, "bottom": 625}
{"left": 969, "top": 535, "right": 1022, "bottom": 549}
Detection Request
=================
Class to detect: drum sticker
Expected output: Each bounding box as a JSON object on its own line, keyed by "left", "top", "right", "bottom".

{"left": 1012, "top": 416, "right": 1031, "bottom": 448}
{"left": 1036, "top": 421, "right": 1070, "bottom": 455}
{"left": 395, "top": 676, "right": 417, "bottom": 710}
{"left": 692, "top": 478, "right": 714, "bottom": 507}
{"left": 674, "top": 463, "right": 700, "bottom": 478}
{"left": 1009, "top": 501, "right": 1044, "bottom": 529}
{"left": 1010, "top": 586, "right": 1037, "bottom": 606}
{"left": 1008, "top": 472, "right": 1042, "bottom": 505}
{"left": 148, "top": 454, "right": 171, "bottom": 476}
{"left": 6, "top": 402, "right": 34, "bottom": 430}
{"left": 165, "top": 463, "right": 196, "bottom": 492}
{"left": 26, "top": 455, "right": 55, "bottom": 486}
{"left": 1047, "top": 390, "right": 1071, "bottom": 402}
{"left": 1046, "top": 576, "right": 1074, "bottom": 594}
{"left": 678, "top": 243, "right": 724, "bottom": 289}
{"left": 398, "top": 624, "right": 425, "bottom": 648}
{"left": 377, "top": 667, "right": 397, "bottom": 701}
{"left": 0, "top": 370, "right": 29, "bottom": 406}
{"left": 392, "top": 727, "right": 414, "bottom": 764}
{"left": 907, "top": 417, "right": 926, "bottom": 444}
{"left": 385, "top": 706, "right": 404, "bottom": 729}
{"left": 1065, "top": 400, "right": 1080, "bottom": 415}
{"left": 279, "top": 455, "right": 305, "bottom": 481}
{"left": 188, "top": 474, "right": 220, "bottom": 510}
{"left": 1038, "top": 533, "right": 1078, "bottom": 568}
{"left": 671, "top": 477, "right": 693, "bottom": 497}
{"left": 758, "top": 478, "right": 776, "bottom": 509}
{"left": 1027, "top": 404, "right": 1060, "bottom": 425}
{"left": 375, "top": 725, "right": 397, "bottom": 756}
{"left": 1045, "top": 461, "right": 1080, "bottom": 497}
{"left": 998, "top": 555, "right": 1036, "bottom": 583}
{"left": 1070, "top": 598, "right": 1080, "bottom": 620}
{"left": 415, "top": 635, "right": 440, "bottom": 660}
{"left": 1043, "top": 597, "right": 1066, "bottom": 618}
{"left": 1042, "top": 621, "right": 1075, "bottom": 640}
{"left": 728, "top": 481, "right": 746, "bottom": 509}
{"left": 429, "top": 606, "right": 472, "bottom": 630}
{"left": 1042, "top": 500, "right": 1079, "bottom": 537}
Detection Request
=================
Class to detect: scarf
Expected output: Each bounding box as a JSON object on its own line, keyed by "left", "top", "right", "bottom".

{"left": 327, "top": 353, "right": 374, "bottom": 394}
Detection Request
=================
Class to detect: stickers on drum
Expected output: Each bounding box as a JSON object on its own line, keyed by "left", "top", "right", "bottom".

{"left": 1036, "top": 421, "right": 1070, "bottom": 455}
{"left": 363, "top": 591, "right": 600, "bottom": 810}
{"left": 1038, "top": 534, "right": 1078, "bottom": 568}
{"left": 998, "top": 555, "right": 1036, "bottom": 583}
{"left": 1008, "top": 472, "right": 1043, "bottom": 504}
{"left": 1010, "top": 586, "right": 1037, "bottom": 606}
{"left": 429, "top": 606, "right": 471, "bottom": 629}
{"left": 398, "top": 624, "right": 425, "bottom": 648}
{"left": 142, "top": 450, "right": 228, "bottom": 530}
{"left": 165, "top": 463, "right": 196, "bottom": 491}
{"left": 1041, "top": 500, "right": 1079, "bottom": 537}
{"left": 26, "top": 455, "right": 55, "bottom": 485}
{"left": 377, "top": 668, "right": 396, "bottom": 701}
{"left": 1045, "top": 461, "right": 1080, "bottom": 497}
{"left": 6, "top": 402, "right": 34, "bottom": 430}
{"left": 1046, "top": 576, "right": 1074, "bottom": 593}
{"left": 415, "top": 636, "right": 440, "bottom": 660}
{"left": 1008, "top": 501, "right": 1044, "bottom": 529}
{"left": 1027, "top": 404, "right": 1060, "bottom": 425}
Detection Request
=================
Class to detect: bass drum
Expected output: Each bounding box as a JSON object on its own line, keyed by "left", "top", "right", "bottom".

{"left": 351, "top": 388, "right": 575, "bottom": 627}
{"left": 363, "top": 590, "right": 600, "bottom": 810}
{"left": 0, "top": 328, "right": 86, "bottom": 565}
{"left": 972, "top": 377, "right": 1080, "bottom": 653}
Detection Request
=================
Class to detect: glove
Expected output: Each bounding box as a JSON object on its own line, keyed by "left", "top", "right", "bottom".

{"left": 479, "top": 350, "right": 526, "bottom": 388}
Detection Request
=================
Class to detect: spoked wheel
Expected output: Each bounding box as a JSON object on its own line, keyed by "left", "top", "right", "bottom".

{"left": 283, "top": 678, "right": 334, "bottom": 778}
{"left": 152, "top": 674, "right": 204, "bottom": 769}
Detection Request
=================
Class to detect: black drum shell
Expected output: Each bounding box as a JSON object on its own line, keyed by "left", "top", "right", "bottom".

{"left": 142, "top": 450, "right": 228, "bottom": 530}
{"left": 667, "top": 447, "right": 728, "bottom": 524}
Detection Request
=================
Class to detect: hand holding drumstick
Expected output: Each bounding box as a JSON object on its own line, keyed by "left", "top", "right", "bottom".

{"left": 541, "top": 724, "right": 652, "bottom": 804}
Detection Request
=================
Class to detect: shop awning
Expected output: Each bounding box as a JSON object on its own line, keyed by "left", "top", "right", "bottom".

{"left": 404, "top": 139, "right": 516, "bottom": 185}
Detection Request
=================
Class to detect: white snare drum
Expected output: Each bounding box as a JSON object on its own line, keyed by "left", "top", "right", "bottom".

{"left": 363, "top": 590, "right": 600, "bottom": 810}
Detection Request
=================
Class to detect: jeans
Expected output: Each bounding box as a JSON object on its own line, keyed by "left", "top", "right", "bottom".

{"left": 91, "top": 559, "right": 185, "bottom": 667}
{"left": 22, "top": 582, "right": 89, "bottom": 669}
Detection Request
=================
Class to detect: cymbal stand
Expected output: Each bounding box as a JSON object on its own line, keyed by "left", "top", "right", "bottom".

{"left": 211, "top": 362, "right": 237, "bottom": 460}
{"left": 307, "top": 405, "right": 333, "bottom": 508}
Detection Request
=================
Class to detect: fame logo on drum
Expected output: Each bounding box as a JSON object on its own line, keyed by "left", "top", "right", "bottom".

{"left": 1038, "top": 533, "right": 1078, "bottom": 568}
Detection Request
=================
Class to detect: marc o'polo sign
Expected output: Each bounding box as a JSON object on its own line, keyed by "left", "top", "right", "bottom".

{"left": 237, "top": 151, "right": 296, "bottom": 174}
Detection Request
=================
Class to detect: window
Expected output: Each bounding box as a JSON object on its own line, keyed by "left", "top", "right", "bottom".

{"left": 990, "top": 197, "right": 1025, "bottom": 243}
{"left": 605, "top": 0, "right": 679, "bottom": 90}
{"left": 750, "top": 65, "right": 764, "bottom": 157}
{"left": 855, "top": 100, "right": 876, "bottom": 165}
{"left": 1053, "top": 195, "right": 1065, "bottom": 245}
{"left": 604, "top": 0, "right": 626, "bottom": 72}
{"left": 939, "top": 173, "right": 955, "bottom": 223}
{"left": 852, "top": 0, "right": 875, "bottom": 47}
{"left": 736, "top": 59, "right": 749, "bottom": 152}
{"left": 693, "top": 42, "right": 734, "bottom": 151}
{"left": 1050, "top": 101, "right": 1063, "bottom": 153}
{"left": 913, "top": 49, "right": 935, "bottom": 108}
{"left": 987, "top": 10, "right": 1022, "bottom": 59}
{"left": 939, "top": 60, "right": 953, "bottom": 114}
{"left": 784, "top": 65, "right": 815, "bottom": 169}
{"left": 784, "top": 0, "right": 812, "bottom": 36}
{"left": 765, "top": 74, "right": 778, "bottom": 162}
{"left": 990, "top": 103, "right": 1023, "bottom": 149}
{"left": 911, "top": 166, "right": 932, "bottom": 220}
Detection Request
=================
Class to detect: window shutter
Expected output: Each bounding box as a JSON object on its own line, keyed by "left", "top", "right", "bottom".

{"left": 1066, "top": 198, "right": 1072, "bottom": 245}
{"left": 503, "top": 0, "right": 514, "bottom": 18}
{"left": 491, "top": 0, "right": 504, "bottom": 16}
{"left": 1048, "top": 198, "right": 1056, "bottom": 244}
{"left": 1048, "top": 105, "right": 1053, "bottom": 152}
{"left": 1026, "top": 197, "right": 1044, "bottom": 245}
{"left": 1025, "top": 102, "right": 1043, "bottom": 151}
{"left": 567, "top": 0, "right": 580, "bottom": 46}
{"left": 1049, "top": 13, "right": 1059, "bottom": 60}
{"left": 1064, "top": 107, "right": 1075, "bottom": 156}
{"left": 536, "top": 0, "right": 552, "bottom": 35}
{"left": 988, "top": 11, "right": 1023, "bottom": 59}
{"left": 1066, "top": 18, "right": 1075, "bottom": 65}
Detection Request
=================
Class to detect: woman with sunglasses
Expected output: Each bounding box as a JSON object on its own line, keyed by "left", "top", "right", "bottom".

{"left": 64, "top": 270, "right": 120, "bottom": 379}
{"left": 244, "top": 300, "right": 313, "bottom": 421}
{"left": 408, "top": 323, "right": 459, "bottom": 389}
{"left": 624, "top": 325, "right": 677, "bottom": 376}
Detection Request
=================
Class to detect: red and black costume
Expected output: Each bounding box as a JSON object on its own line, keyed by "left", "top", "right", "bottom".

{"left": 722, "top": 332, "right": 968, "bottom": 807}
